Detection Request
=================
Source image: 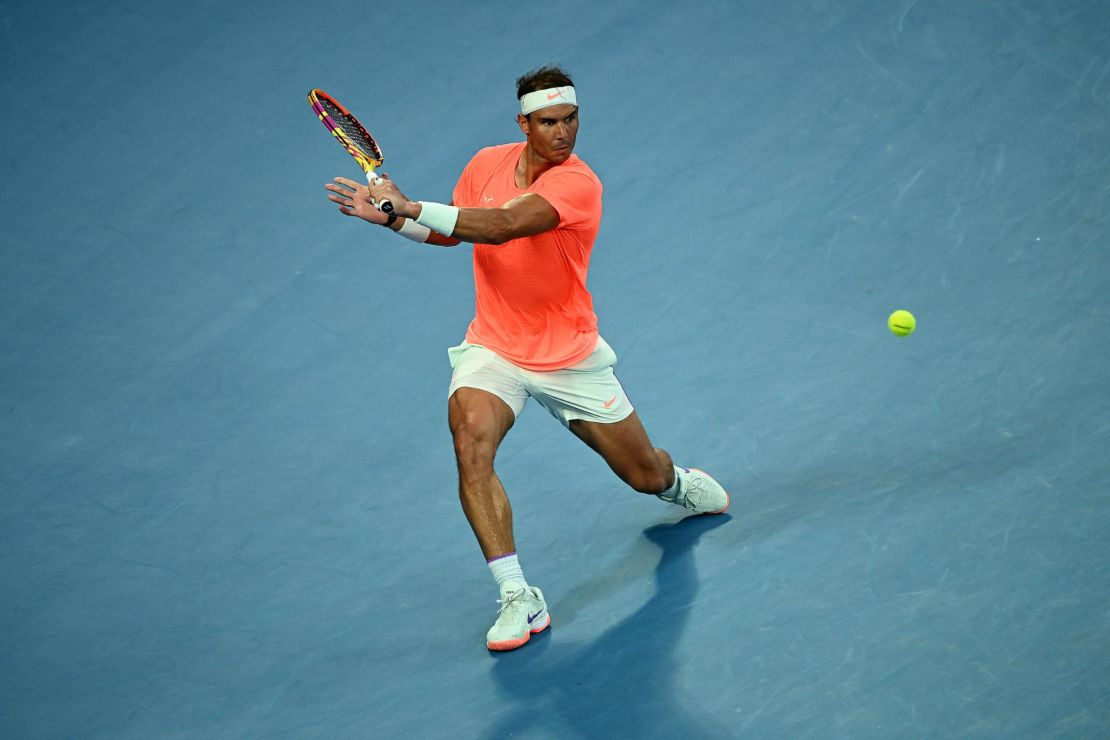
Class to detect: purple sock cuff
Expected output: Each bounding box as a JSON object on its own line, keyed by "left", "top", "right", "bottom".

{"left": 486, "top": 552, "right": 517, "bottom": 564}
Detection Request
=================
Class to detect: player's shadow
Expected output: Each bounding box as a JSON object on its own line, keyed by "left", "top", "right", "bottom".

{"left": 482, "top": 514, "right": 732, "bottom": 739}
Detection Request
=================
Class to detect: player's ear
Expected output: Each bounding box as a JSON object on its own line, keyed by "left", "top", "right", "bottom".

{"left": 516, "top": 114, "right": 529, "bottom": 135}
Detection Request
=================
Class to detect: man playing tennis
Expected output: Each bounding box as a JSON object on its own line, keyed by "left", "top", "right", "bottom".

{"left": 324, "top": 65, "right": 729, "bottom": 652}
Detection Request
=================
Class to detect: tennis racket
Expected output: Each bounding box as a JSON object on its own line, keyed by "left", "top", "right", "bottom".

{"left": 308, "top": 88, "right": 393, "bottom": 214}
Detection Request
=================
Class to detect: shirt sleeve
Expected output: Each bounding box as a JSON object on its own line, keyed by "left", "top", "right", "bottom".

{"left": 527, "top": 166, "right": 602, "bottom": 231}
{"left": 452, "top": 150, "right": 484, "bottom": 208}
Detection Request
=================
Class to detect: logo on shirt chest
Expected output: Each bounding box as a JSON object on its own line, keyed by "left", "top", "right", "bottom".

{"left": 482, "top": 194, "right": 495, "bottom": 204}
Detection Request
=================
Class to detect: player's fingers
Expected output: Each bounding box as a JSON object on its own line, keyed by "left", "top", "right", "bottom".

{"left": 326, "top": 183, "right": 355, "bottom": 197}
{"left": 333, "top": 176, "right": 361, "bottom": 189}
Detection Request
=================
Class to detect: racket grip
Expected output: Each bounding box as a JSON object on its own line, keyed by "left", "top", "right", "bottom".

{"left": 365, "top": 171, "right": 394, "bottom": 214}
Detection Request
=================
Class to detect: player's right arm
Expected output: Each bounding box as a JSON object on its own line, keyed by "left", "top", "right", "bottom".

{"left": 386, "top": 213, "right": 460, "bottom": 246}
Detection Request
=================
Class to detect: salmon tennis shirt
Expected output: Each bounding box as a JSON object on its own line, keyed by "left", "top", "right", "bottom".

{"left": 452, "top": 142, "right": 604, "bottom": 371}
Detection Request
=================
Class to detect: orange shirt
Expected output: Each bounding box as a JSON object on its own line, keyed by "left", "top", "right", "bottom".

{"left": 452, "top": 142, "right": 603, "bottom": 371}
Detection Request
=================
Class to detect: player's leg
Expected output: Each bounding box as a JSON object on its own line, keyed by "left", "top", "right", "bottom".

{"left": 448, "top": 386, "right": 518, "bottom": 559}
{"left": 568, "top": 411, "right": 674, "bottom": 493}
{"left": 526, "top": 337, "right": 728, "bottom": 514}
{"left": 448, "top": 387, "right": 548, "bottom": 651}
{"left": 570, "top": 413, "right": 729, "bottom": 514}
{"left": 446, "top": 343, "right": 550, "bottom": 651}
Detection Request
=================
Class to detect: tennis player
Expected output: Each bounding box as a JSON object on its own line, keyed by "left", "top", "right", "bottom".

{"left": 324, "top": 65, "right": 729, "bottom": 652}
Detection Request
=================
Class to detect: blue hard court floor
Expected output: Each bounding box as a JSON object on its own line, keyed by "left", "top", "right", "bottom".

{"left": 2, "top": 1, "right": 1109, "bottom": 737}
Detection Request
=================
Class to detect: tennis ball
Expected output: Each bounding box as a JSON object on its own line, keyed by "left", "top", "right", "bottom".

{"left": 888, "top": 310, "right": 916, "bottom": 337}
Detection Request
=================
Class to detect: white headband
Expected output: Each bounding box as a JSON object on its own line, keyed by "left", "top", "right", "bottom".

{"left": 519, "top": 86, "right": 577, "bottom": 116}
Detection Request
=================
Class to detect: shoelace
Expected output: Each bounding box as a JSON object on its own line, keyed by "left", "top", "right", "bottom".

{"left": 682, "top": 476, "right": 706, "bottom": 509}
{"left": 495, "top": 587, "right": 529, "bottom": 619}
{"left": 666, "top": 475, "right": 705, "bottom": 510}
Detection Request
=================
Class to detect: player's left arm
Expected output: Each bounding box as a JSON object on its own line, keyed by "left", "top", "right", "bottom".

{"left": 327, "top": 176, "right": 460, "bottom": 246}
{"left": 368, "top": 178, "right": 559, "bottom": 245}
{"left": 448, "top": 194, "right": 559, "bottom": 245}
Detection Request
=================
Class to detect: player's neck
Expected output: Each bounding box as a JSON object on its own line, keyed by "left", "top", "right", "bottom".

{"left": 515, "top": 143, "right": 561, "bottom": 188}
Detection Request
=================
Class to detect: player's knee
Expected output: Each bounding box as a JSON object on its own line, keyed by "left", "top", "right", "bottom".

{"left": 452, "top": 429, "right": 493, "bottom": 465}
{"left": 450, "top": 413, "right": 497, "bottom": 468}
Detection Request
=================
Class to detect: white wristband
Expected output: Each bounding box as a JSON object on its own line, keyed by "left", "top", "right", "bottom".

{"left": 415, "top": 201, "right": 460, "bottom": 236}
{"left": 397, "top": 219, "right": 432, "bottom": 243}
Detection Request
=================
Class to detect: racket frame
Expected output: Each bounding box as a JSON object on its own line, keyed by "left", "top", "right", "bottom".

{"left": 308, "top": 88, "right": 394, "bottom": 213}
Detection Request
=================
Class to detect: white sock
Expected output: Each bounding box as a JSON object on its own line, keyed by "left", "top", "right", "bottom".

{"left": 659, "top": 466, "right": 685, "bottom": 498}
{"left": 488, "top": 552, "right": 528, "bottom": 591}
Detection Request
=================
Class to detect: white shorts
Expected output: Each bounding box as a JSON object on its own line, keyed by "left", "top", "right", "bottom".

{"left": 447, "top": 337, "right": 636, "bottom": 427}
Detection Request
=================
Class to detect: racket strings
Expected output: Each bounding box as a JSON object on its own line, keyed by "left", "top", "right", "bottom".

{"left": 320, "top": 98, "right": 382, "bottom": 161}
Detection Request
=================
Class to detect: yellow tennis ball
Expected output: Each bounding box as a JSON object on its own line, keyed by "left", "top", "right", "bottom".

{"left": 888, "top": 310, "right": 916, "bottom": 336}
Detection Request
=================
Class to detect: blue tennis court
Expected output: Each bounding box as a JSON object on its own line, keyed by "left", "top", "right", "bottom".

{"left": 3, "top": 1, "right": 1109, "bottom": 736}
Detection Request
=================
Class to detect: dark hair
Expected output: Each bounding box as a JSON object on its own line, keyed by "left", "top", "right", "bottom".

{"left": 516, "top": 65, "right": 574, "bottom": 100}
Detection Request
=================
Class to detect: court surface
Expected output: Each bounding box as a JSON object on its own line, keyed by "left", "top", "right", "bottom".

{"left": 2, "top": 1, "right": 1109, "bottom": 737}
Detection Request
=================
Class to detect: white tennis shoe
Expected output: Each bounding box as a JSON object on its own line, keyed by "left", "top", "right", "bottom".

{"left": 486, "top": 581, "right": 550, "bottom": 651}
{"left": 659, "top": 467, "right": 730, "bottom": 514}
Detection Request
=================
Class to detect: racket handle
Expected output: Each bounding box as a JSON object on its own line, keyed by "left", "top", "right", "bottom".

{"left": 365, "top": 171, "right": 394, "bottom": 214}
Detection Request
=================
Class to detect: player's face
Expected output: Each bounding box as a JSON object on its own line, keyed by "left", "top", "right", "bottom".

{"left": 519, "top": 104, "right": 579, "bottom": 163}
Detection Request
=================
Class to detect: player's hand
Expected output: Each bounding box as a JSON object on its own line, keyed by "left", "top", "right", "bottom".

{"left": 367, "top": 174, "right": 416, "bottom": 219}
{"left": 325, "top": 177, "right": 391, "bottom": 225}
